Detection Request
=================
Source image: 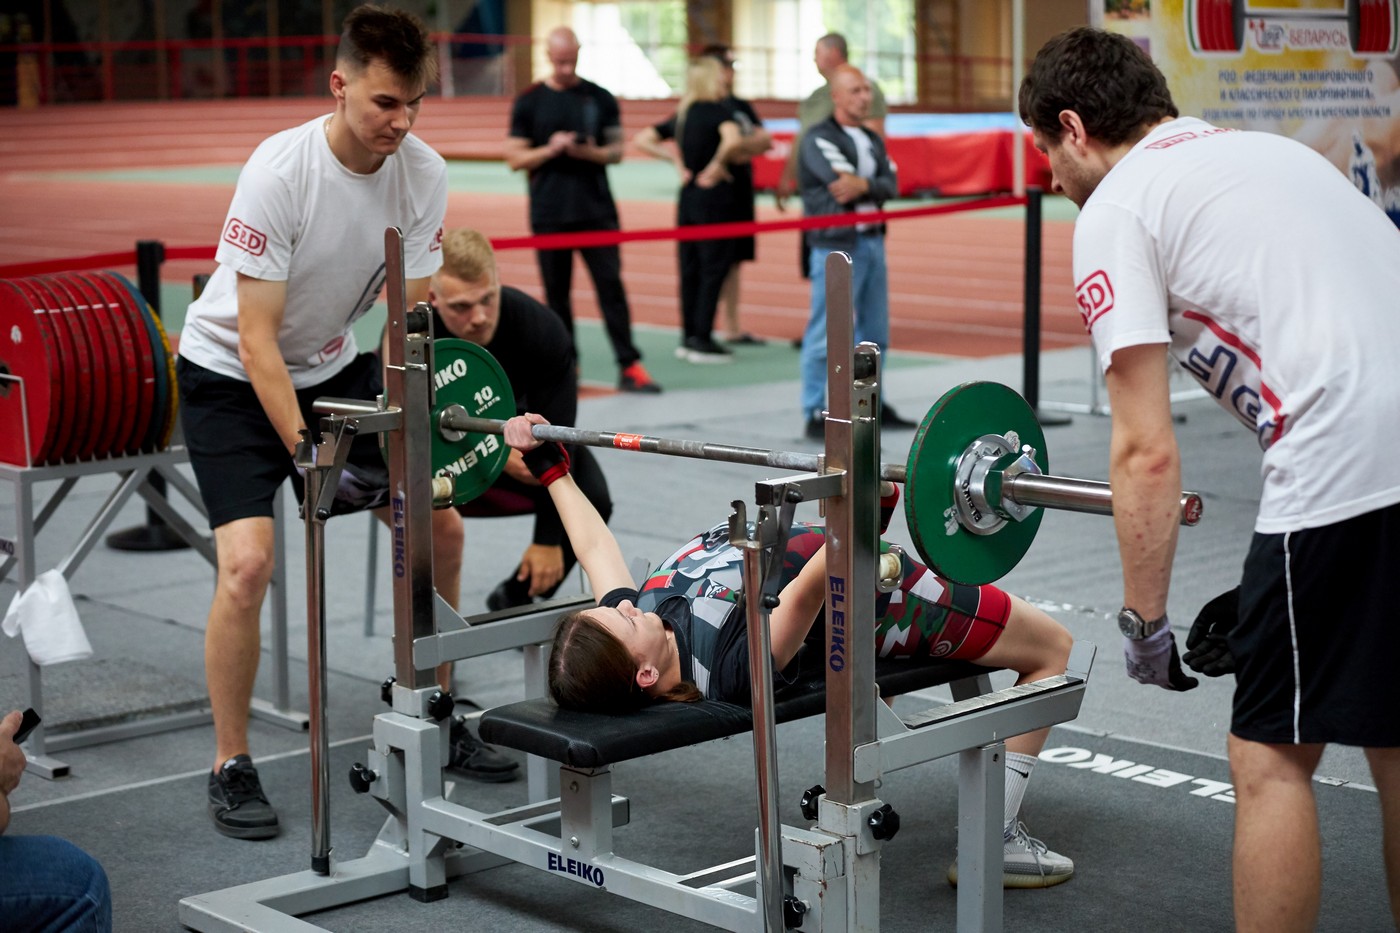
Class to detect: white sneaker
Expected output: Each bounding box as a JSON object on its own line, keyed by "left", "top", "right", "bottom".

{"left": 946, "top": 821, "right": 1074, "bottom": 889}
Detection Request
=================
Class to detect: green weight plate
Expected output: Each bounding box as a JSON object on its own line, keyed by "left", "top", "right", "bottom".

{"left": 904, "top": 381, "right": 1048, "bottom": 585}
{"left": 428, "top": 338, "right": 515, "bottom": 505}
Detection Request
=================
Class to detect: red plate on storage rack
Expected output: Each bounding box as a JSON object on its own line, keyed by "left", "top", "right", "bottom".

{"left": 0, "top": 280, "right": 60, "bottom": 466}
{"left": 79, "top": 270, "right": 149, "bottom": 456}
{"left": 92, "top": 270, "right": 160, "bottom": 451}
{"left": 28, "top": 276, "right": 99, "bottom": 463}
{"left": 80, "top": 270, "right": 145, "bottom": 456}
{"left": 12, "top": 277, "right": 84, "bottom": 465}
{"left": 42, "top": 274, "right": 122, "bottom": 461}
{"left": 8, "top": 279, "right": 72, "bottom": 465}
{"left": 104, "top": 272, "right": 173, "bottom": 452}
{"left": 69, "top": 272, "right": 138, "bottom": 458}
{"left": 97, "top": 272, "right": 164, "bottom": 452}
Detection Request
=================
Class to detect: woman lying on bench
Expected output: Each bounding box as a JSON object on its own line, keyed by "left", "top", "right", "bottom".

{"left": 502, "top": 413, "right": 1076, "bottom": 889}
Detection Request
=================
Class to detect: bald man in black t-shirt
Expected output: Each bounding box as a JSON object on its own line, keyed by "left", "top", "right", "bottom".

{"left": 504, "top": 26, "right": 661, "bottom": 395}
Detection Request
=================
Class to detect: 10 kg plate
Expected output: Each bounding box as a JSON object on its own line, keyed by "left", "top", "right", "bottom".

{"left": 428, "top": 338, "right": 515, "bottom": 505}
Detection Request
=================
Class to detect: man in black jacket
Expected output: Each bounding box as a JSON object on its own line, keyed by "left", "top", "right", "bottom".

{"left": 796, "top": 64, "right": 914, "bottom": 439}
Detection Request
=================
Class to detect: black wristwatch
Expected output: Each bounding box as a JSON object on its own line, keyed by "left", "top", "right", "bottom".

{"left": 1118, "top": 607, "right": 1167, "bottom": 640}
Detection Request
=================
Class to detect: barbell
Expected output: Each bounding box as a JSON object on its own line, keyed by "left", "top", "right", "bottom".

{"left": 418, "top": 339, "right": 1202, "bottom": 585}
{"left": 1189, "top": 0, "right": 1396, "bottom": 56}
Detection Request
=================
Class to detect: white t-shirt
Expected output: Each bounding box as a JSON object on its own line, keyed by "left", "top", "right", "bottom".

{"left": 179, "top": 116, "right": 447, "bottom": 387}
{"left": 1074, "top": 116, "right": 1400, "bottom": 533}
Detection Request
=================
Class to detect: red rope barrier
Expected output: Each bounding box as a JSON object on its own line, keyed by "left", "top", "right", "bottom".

{"left": 0, "top": 195, "right": 1026, "bottom": 280}
{"left": 0, "top": 249, "right": 140, "bottom": 278}
{"left": 490, "top": 195, "right": 1027, "bottom": 250}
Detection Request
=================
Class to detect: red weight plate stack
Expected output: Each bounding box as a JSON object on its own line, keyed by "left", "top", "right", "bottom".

{"left": 96, "top": 271, "right": 169, "bottom": 453}
{"left": 42, "top": 274, "right": 123, "bottom": 461}
{"left": 12, "top": 277, "right": 91, "bottom": 464}
{"left": 1, "top": 270, "right": 180, "bottom": 466}
{"left": 88, "top": 272, "right": 157, "bottom": 456}
{"left": 0, "top": 281, "right": 60, "bottom": 465}
{"left": 68, "top": 273, "right": 136, "bottom": 456}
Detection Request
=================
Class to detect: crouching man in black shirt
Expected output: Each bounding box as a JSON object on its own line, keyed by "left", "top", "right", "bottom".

{"left": 429, "top": 227, "right": 614, "bottom": 612}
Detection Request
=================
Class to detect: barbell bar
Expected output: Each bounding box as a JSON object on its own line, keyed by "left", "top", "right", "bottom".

{"left": 436, "top": 379, "right": 1203, "bottom": 586}
{"left": 354, "top": 340, "right": 1204, "bottom": 584}
{"left": 440, "top": 404, "right": 1200, "bottom": 521}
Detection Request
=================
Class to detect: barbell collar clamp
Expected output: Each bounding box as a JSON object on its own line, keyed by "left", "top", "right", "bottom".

{"left": 953, "top": 433, "right": 1021, "bottom": 536}
{"left": 438, "top": 403, "right": 468, "bottom": 443}
{"left": 986, "top": 450, "right": 1041, "bottom": 524}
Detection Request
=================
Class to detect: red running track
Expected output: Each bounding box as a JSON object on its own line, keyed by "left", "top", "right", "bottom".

{"left": 0, "top": 98, "right": 1085, "bottom": 358}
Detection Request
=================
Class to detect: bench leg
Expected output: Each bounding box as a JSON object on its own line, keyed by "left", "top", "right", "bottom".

{"left": 957, "top": 742, "right": 1005, "bottom": 933}
{"left": 559, "top": 766, "right": 614, "bottom": 862}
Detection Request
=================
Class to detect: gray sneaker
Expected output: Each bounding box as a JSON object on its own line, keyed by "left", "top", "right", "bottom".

{"left": 207, "top": 755, "right": 279, "bottom": 840}
{"left": 946, "top": 821, "right": 1074, "bottom": 889}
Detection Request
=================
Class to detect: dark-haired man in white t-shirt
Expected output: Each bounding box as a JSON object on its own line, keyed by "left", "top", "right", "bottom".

{"left": 177, "top": 5, "right": 512, "bottom": 841}
{"left": 1023, "top": 26, "right": 1400, "bottom": 930}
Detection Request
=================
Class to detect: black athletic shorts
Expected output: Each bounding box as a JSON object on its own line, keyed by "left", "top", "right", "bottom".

{"left": 176, "top": 354, "right": 387, "bottom": 529}
{"left": 1232, "top": 499, "right": 1400, "bottom": 747}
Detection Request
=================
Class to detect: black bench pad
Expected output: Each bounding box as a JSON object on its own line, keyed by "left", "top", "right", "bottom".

{"left": 479, "top": 659, "right": 994, "bottom": 770}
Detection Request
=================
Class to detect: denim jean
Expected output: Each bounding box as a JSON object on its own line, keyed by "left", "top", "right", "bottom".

{"left": 799, "top": 234, "right": 890, "bottom": 419}
{"left": 0, "top": 835, "right": 112, "bottom": 932}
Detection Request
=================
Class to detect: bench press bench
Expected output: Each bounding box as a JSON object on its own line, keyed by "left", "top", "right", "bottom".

{"left": 478, "top": 657, "right": 998, "bottom": 770}
{"left": 468, "top": 642, "right": 1091, "bottom": 932}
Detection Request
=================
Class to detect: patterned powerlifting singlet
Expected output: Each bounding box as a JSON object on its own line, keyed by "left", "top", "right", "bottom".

{"left": 636, "top": 522, "right": 1012, "bottom": 694}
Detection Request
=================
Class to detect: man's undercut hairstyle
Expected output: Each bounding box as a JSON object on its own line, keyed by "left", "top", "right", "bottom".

{"left": 439, "top": 228, "right": 497, "bottom": 284}
{"left": 817, "top": 32, "right": 849, "bottom": 60}
{"left": 337, "top": 4, "right": 437, "bottom": 89}
{"left": 1018, "top": 27, "right": 1177, "bottom": 146}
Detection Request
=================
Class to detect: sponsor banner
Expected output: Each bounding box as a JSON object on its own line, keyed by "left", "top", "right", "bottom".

{"left": 1096, "top": 0, "right": 1400, "bottom": 226}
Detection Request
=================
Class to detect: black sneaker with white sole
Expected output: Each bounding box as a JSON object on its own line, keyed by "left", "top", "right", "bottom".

{"left": 208, "top": 754, "right": 280, "bottom": 840}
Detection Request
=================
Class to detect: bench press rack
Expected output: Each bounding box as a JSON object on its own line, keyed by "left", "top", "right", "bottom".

{"left": 180, "top": 230, "right": 1095, "bottom": 933}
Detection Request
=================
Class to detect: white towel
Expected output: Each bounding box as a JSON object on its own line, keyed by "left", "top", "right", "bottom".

{"left": 2, "top": 569, "right": 93, "bottom": 666}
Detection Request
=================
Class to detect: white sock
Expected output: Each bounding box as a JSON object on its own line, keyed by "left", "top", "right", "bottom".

{"left": 1003, "top": 752, "right": 1038, "bottom": 839}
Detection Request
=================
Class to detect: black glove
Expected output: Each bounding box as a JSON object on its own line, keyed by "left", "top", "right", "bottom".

{"left": 1123, "top": 622, "right": 1199, "bottom": 691}
{"left": 1183, "top": 587, "right": 1239, "bottom": 677}
{"left": 523, "top": 442, "right": 570, "bottom": 487}
{"left": 296, "top": 460, "right": 390, "bottom": 517}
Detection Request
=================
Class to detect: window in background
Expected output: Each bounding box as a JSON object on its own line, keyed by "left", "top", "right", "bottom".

{"left": 732, "top": 0, "right": 915, "bottom": 103}
{"left": 568, "top": 0, "right": 685, "bottom": 98}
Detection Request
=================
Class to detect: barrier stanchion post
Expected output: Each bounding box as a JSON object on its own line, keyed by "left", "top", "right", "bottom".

{"left": 1021, "top": 187, "right": 1071, "bottom": 427}
{"left": 107, "top": 240, "right": 192, "bottom": 551}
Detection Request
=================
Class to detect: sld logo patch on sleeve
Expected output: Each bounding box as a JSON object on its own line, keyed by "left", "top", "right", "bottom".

{"left": 222, "top": 218, "right": 267, "bottom": 256}
{"left": 1075, "top": 270, "right": 1114, "bottom": 329}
